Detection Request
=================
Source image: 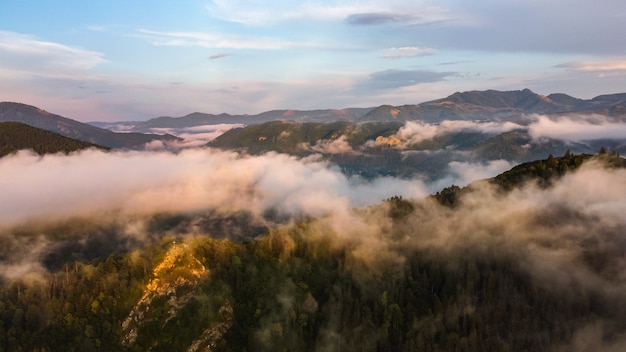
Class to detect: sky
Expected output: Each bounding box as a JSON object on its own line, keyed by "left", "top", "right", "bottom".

{"left": 1, "top": 0, "right": 626, "bottom": 122}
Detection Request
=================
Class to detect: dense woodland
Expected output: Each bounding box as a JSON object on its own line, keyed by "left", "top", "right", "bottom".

{"left": 0, "top": 122, "right": 108, "bottom": 157}
{"left": 1, "top": 152, "right": 625, "bottom": 351}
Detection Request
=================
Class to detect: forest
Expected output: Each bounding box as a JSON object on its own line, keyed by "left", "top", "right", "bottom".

{"left": 0, "top": 122, "right": 107, "bottom": 157}
{"left": 0, "top": 152, "right": 625, "bottom": 351}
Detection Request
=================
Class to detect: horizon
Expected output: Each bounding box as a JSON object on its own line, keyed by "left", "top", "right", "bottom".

{"left": 1, "top": 1, "right": 626, "bottom": 122}
{"left": 3, "top": 87, "right": 626, "bottom": 124}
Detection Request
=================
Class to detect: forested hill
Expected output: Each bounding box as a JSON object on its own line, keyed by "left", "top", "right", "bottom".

{"left": 0, "top": 102, "right": 180, "bottom": 149}
{"left": 433, "top": 150, "right": 626, "bottom": 207}
{"left": 0, "top": 121, "right": 108, "bottom": 157}
{"left": 1, "top": 151, "right": 626, "bottom": 351}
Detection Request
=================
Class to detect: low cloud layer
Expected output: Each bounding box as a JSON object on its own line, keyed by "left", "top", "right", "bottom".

{"left": 369, "top": 119, "right": 523, "bottom": 149}
{"left": 528, "top": 114, "right": 626, "bottom": 141}
{"left": 367, "top": 115, "right": 626, "bottom": 150}
{"left": 146, "top": 124, "right": 244, "bottom": 148}
{"left": 0, "top": 148, "right": 429, "bottom": 226}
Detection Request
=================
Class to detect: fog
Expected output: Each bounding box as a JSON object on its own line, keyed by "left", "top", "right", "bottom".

{"left": 0, "top": 148, "right": 429, "bottom": 226}
{"left": 528, "top": 114, "right": 626, "bottom": 141}
{"left": 362, "top": 115, "right": 626, "bottom": 149}
{"left": 1, "top": 145, "right": 625, "bottom": 350}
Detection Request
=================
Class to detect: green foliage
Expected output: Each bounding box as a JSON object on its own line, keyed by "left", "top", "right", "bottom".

{"left": 2, "top": 219, "right": 623, "bottom": 351}
{"left": 385, "top": 196, "right": 415, "bottom": 219}
{"left": 2, "top": 152, "right": 626, "bottom": 350}
{"left": 491, "top": 151, "right": 593, "bottom": 190}
{"left": 432, "top": 151, "right": 624, "bottom": 207}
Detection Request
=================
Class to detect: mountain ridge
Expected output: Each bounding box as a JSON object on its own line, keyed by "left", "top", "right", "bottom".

{"left": 125, "top": 89, "right": 626, "bottom": 129}
{"left": 0, "top": 102, "right": 181, "bottom": 149}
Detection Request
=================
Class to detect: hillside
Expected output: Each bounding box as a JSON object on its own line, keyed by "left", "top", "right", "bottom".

{"left": 433, "top": 151, "right": 626, "bottom": 207}
{"left": 0, "top": 102, "right": 180, "bottom": 149}
{"left": 208, "top": 119, "right": 623, "bottom": 180}
{"left": 1, "top": 153, "right": 625, "bottom": 351}
{"left": 0, "top": 122, "right": 108, "bottom": 156}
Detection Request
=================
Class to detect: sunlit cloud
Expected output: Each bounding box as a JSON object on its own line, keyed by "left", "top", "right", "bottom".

{"left": 369, "top": 120, "right": 523, "bottom": 149}
{"left": 555, "top": 59, "right": 626, "bottom": 72}
{"left": 0, "top": 149, "right": 428, "bottom": 225}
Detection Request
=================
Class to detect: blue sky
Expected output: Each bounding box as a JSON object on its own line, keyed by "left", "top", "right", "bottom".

{"left": 1, "top": 0, "right": 626, "bottom": 122}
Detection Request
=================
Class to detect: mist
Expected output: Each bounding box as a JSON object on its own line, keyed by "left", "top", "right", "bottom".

{"left": 1, "top": 145, "right": 626, "bottom": 350}
{"left": 528, "top": 114, "right": 626, "bottom": 141}
{"left": 0, "top": 148, "right": 431, "bottom": 226}
{"left": 362, "top": 114, "right": 626, "bottom": 150}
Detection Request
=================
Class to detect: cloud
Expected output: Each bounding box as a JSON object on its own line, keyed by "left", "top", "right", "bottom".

{"left": 304, "top": 135, "right": 355, "bottom": 154}
{"left": 209, "top": 53, "right": 231, "bottom": 59}
{"left": 528, "top": 115, "right": 626, "bottom": 141}
{"left": 368, "top": 69, "right": 456, "bottom": 88}
{"left": 370, "top": 120, "right": 523, "bottom": 148}
{"left": 0, "top": 149, "right": 429, "bottom": 226}
{"left": 345, "top": 12, "right": 416, "bottom": 26}
{"left": 0, "top": 30, "right": 105, "bottom": 76}
{"left": 145, "top": 124, "right": 244, "bottom": 148}
{"left": 206, "top": 0, "right": 452, "bottom": 26}
{"left": 446, "top": 159, "right": 515, "bottom": 187}
{"left": 137, "top": 29, "right": 308, "bottom": 50}
{"left": 555, "top": 59, "right": 626, "bottom": 72}
{"left": 382, "top": 46, "right": 436, "bottom": 59}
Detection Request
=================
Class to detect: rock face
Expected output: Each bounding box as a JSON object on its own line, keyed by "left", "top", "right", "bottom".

{"left": 121, "top": 243, "right": 232, "bottom": 351}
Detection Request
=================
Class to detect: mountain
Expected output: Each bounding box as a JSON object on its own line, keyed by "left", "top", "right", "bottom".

{"left": 125, "top": 108, "right": 374, "bottom": 132}
{"left": 104, "top": 89, "right": 626, "bottom": 134}
{"left": 208, "top": 118, "right": 622, "bottom": 180}
{"left": 359, "top": 89, "right": 626, "bottom": 122}
{"left": 2, "top": 152, "right": 625, "bottom": 351}
{"left": 0, "top": 102, "right": 181, "bottom": 149}
{"left": 0, "top": 121, "right": 108, "bottom": 157}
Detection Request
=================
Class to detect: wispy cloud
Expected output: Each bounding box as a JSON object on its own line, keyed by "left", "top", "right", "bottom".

{"left": 555, "top": 59, "right": 626, "bottom": 72}
{"left": 209, "top": 53, "right": 231, "bottom": 59}
{"left": 206, "top": 0, "right": 377, "bottom": 25}
{"left": 345, "top": 12, "right": 415, "bottom": 26}
{"left": 138, "top": 29, "right": 309, "bottom": 50}
{"left": 368, "top": 69, "right": 456, "bottom": 88}
{"left": 382, "top": 46, "right": 436, "bottom": 59}
{"left": 206, "top": 0, "right": 452, "bottom": 26}
{"left": 0, "top": 30, "right": 105, "bottom": 74}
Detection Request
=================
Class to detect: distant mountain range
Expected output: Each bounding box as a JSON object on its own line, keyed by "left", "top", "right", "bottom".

{"left": 359, "top": 89, "right": 626, "bottom": 122}
{"left": 0, "top": 102, "right": 180, "bottom": 149}
{"left": 4, "top": 88, "right": 626, "bottom": 158}
{"left": 92, "top": 89, "right": 626, "bottom": 133}
{"left": 204, "top": 89, "right": 626, "bottom": 180}
{"left": 207, "top": 120, "right": 618, "bottom": 180}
